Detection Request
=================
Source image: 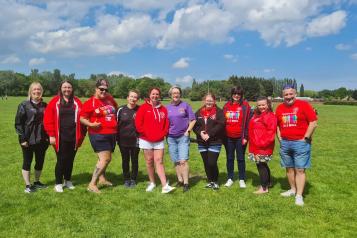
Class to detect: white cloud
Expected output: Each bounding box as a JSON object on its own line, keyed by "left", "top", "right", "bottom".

{"left": 350, "top": 53, "right": 357, "bottom": 60}
{"left": 335, "top": 43, "right": 351, "bottom": 50}
{"left": 29, "top": 14, "right": 166, "bottom": 56}
{"left": 263, "top": 68, "right": 275, "bottom": 73}
{"left": 306, "top": 11, "right": 347, "bottom": 37}
{"left": 223, "top": 54, "right": 238, "bottom": 62}
{"left": 28, "top": 57, "right": 46, "bottom": 66}
{"left": 107, "top": 71, "right": 135, "bottom": 78}
{"left": 140, "top": 73, "right": 156, "bottom": 78}
{"left": 157, "top": 4, "right": 235, "bottom": 49}
{"left": 176, "top": 75, "right": 194, "bottom": 84}
{"left": 173, "top": 57, "right": 190, "bottom": 69}
{"left": 0, "top": 54, "right": 21, "bottom": 64}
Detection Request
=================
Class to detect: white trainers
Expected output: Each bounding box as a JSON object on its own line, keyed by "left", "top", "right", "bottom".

{"left": 295, "top": 195, "right": 304, "bottom": 206}
{"left": 54, "top": 184, "right": 63, "bottom": 193}
{"left": 146, "top": 182, "right": 156, "bottom": 192}
{"left": 64, "top": 180, "right": 75, "bottom": 190}
{"left": 161, "top": 184, "right": 175, "bottom": 194}
{"left": 280, "top": 189, "right": 296, "bottom": 197}
{"left": 239, "top": 180, "right": 246, "bottom": 188}
{"left": 224, "top": 179, "right": 234, "bottom": 187}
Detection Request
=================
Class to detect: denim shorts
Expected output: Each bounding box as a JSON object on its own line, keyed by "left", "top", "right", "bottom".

{"left": 167, "top": 135, "right": 190, "bottom": 162}
{"left": 280, "top": 139, "right": 311, "bottom": 169}
{"left": 138, "top": 138, "right": 165, "bottom": 150}
{"left": 89, "top": 134, "right": 116, "bottom": 153}
{"left": 198, "top": 144, "right": 222, "bottom": 153}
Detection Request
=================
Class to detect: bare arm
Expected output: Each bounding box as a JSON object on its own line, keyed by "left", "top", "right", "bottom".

{"left": 80, "top": 117, "right": 101, "bottom": 129}
{"left": 185, "top": 120, "right": 196, "bottom": 136}
{"left": 304, "top": 120, "right": 318, "bottom": 139}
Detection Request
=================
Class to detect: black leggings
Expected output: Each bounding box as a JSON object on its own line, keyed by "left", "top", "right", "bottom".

{"left": 200, "top": 151, "right": 219, "bottom": 182}
{"left": 119, "top": 145, "right": 140, "bottom": 181}
{"left": 256, "top": 162, "right": 271, "bottom": 190}
{"left": 55, "top": 141, "right": 77, "bottom": 184}
{"left": 21, "top": 143, "right": 49, "bottom": 171}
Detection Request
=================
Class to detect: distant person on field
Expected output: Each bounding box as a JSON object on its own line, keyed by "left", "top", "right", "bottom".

{"left": 135, "top": 87, "right": 175, "bottom": 193}
{"left": 223, "top": 86, "right": 251, "bottom": 188}
{"left": 167, "top": 86, "right": 196, "bottom": 192}
{"left": 117, "top": 90, "right": 140, "bottom": 188}
{"left": 44, "top": 80, "right": 86, "bottom": 193}
{"left": 248, "top": 96, "right": 277, "bottom": 194}
{"left": 276, "top": 85, "right": 317, "bottom": 206}
{"left": 15, "top": 82, "right": 49, "bottom": 193}
{"left": 193, "top": 93, "right": 225, "bottom": 190}
{"left": 80, "top": 79, "right": 118, "bottom": 193}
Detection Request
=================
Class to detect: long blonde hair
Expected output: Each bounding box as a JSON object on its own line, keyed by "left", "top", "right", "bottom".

{"left": 28, "top": 82, "right": 43, "bottom": 100}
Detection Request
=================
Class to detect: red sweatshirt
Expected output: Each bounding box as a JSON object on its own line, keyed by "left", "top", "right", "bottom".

{"left": 81, "top": 95, "right": 118, "bottom": 134}
{"left": 223, "top": 101, "right": 251, "bottom": 139}
{"left": 248, "top": 111, "right": 277, "bottom": 155}
{"left": 43, "top": 96, "right": 86, "bottom": 152}
{"left": 135, "top": 100, "right": 169, "bottom": 142}
{"left": 275, "top": 99, "right": 317, "bottom": 140}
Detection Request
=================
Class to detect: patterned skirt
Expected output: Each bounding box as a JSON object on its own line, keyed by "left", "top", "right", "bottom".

{"left": 248, "top": 153, "right": 273, "bottom": 164}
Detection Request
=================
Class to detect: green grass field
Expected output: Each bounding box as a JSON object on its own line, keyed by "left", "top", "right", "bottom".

{"left": 1, "top": 97, "right": 356, "bottom": 237}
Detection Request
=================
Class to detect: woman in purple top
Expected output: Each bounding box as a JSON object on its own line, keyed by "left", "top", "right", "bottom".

{"left": 167, "top": 86, "right": 196, "bottom": 192}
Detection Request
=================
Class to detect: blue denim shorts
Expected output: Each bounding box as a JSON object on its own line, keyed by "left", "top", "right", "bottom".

{"left": 198, "top": 144, "right": 222, "bottom": 153}
{"left": 280, "top": 139, "right": 311, "bottom": 169}
{"left": 89, "top": 134, "right": 116, "bottom": 153}
{"left": 167, "top": 135, "right": 190, "bottom": 163}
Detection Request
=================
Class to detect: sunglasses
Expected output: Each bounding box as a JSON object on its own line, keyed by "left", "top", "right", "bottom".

{"left": 98, "top": 87, "right": 108, "bottom": 92}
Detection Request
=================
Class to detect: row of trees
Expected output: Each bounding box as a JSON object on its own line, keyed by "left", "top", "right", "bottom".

{"left": 1, "top": 69, "right": 356, "bottom": 101}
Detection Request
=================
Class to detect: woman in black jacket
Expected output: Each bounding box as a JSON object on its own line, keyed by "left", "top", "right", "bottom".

{"left": 193, "top": 93, "right": 225, "bottom": 190}
{"left": 15, "top": 82, "right": 49, "bottom": 193}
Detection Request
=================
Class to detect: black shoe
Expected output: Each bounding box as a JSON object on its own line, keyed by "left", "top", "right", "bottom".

{"left": 130, "top": 180, "right": 136, "bottom": 188}
{"left": 183, "top": 184, "right": 189, "bottom": 193}
{"left": 24, "top": 185, "right": 36, "bottom": 193}
{"left": 34, "top": 181, "right": 48, "bottom": 189}
{"left": 212, "top": 182, "right": 219, "bottom": 190}
{"left": 205, "top": 182, "right": 214, "bottom": 188}
{"left": 124, "top": 180, "right": 131, "bottom": 188}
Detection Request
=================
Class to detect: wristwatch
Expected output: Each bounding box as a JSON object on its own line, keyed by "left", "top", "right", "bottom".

{"left": 304, "top": 137, "right": 312, "bottom": 144}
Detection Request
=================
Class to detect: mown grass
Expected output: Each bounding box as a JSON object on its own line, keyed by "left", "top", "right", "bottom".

{"left": 0, "top": 97, "right": 356, "bottom": 237}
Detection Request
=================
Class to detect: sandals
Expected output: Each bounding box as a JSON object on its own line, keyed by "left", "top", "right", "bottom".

{"left": 87, "top": 185, "right": 101, "bottom": 194}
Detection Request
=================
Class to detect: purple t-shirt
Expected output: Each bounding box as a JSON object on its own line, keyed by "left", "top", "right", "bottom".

{"left": 167, "top": 101, "right": 195, "bottom": 137}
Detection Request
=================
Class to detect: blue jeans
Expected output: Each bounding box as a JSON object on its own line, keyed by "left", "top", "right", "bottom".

{"left": 280, "top": 140, "right": 311, "bottom": 169}
{"left": 225, "top": 137, "right": 246, "bottom": 180}
{"left": 167, "top": 135, "right": 190, "bottom": 163}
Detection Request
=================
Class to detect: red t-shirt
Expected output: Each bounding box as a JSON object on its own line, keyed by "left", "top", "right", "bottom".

{"left": 224, "top": 103, "right": 243, "bottom": 138}
{"left": 276, "top": 99, "right": 317, "bottom": 140}
{"left": 81, "top": 95, "right": 118, "bottom": 134}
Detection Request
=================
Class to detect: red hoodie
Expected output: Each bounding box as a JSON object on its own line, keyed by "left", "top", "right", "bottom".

{"left": 43, "top": 95, "right": 86, "bottom": 152}
{"left": 135, "top": 100, "right": 169, "bottom": 142}
{"left": 248, "top": 111, "right": 277, "bottom": 155}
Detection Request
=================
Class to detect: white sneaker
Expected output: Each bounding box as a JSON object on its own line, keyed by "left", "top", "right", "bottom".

{"left": 280, "top": 189, "right": 296, "bottom": 197}
{"left": 224, "top": 179, "right": 234, "bottom": 187}
{"left": 239, "top": 180, "right": 246, "bottom": 188}
{"left": 64, "top": 180, "right": 75, "bottom": 190}
{"left": 295, "top": 195, "right": 304, "bottom": 206}
{"left": 146, "top": 182, "right": 156, "bottom": 192}
{"left": 54, "top": 184, "right": 63, "bottom": 193}
{"left": 161, "top": 184, "right": 175, "bottom": 194}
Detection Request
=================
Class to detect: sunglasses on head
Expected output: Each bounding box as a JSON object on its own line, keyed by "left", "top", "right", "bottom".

{"left": 98, "top": 87, "right": 108, "bottom": 92}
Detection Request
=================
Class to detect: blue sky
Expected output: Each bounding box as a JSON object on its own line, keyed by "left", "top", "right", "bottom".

{"left": 0, "top": 0, "right": 356, "bottom": 90}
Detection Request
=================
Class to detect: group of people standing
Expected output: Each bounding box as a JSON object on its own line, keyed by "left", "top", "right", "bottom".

{"left": 15, "top": 80, "right": 317, "bottom": 206}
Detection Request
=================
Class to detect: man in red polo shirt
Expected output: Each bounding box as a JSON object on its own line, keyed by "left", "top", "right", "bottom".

{"left": 276, "top": 85, "right": 317, "bottom": 206}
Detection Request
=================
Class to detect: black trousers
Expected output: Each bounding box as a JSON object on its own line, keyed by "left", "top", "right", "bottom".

{"left": 200, "top": 151, "right": 219, "bottom": 182}
{"left": 55, "top": 141, "right": 77, "bottom": 184}
{"left": 21, "top": 142, "right": 49, "bottom": 171}
{"left": 256, "top": 162, "right": 271, "bottom": 189}
{"left": 119, "top": 145, "right": 140, "bottom": 181}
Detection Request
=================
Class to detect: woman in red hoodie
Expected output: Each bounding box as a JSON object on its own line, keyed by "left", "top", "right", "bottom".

{"left": 135, "top": 87, "right": 175, "bottom": 194}
{"left": 248, "top": 96, "right": 277, "bottom": 194}
{"left": 80, "top": 79, "right": 118, "bottom": 193}
{"left": 44, "top": 80, "right": 86, "bottom": 193}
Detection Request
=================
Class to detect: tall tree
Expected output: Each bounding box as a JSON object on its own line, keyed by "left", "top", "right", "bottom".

{"left": 300, "top": 84, "right": 305, "bottom": 97}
